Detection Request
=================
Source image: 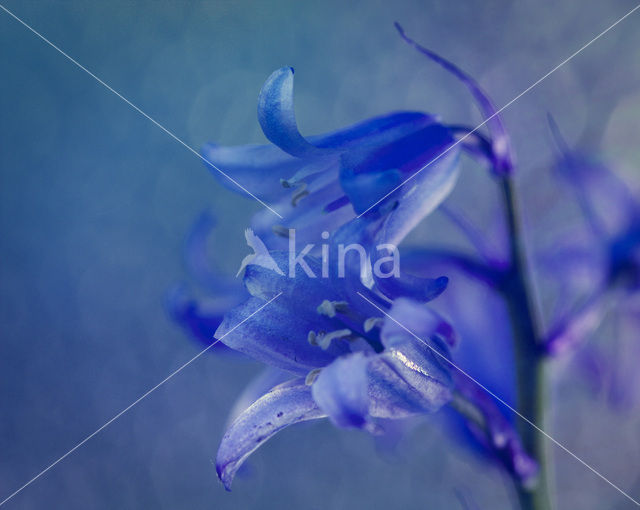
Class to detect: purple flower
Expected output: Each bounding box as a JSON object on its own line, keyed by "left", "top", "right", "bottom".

{"left": 542, "top": 118, "right": 640, "bottom": 356}
{"left": 214, "top": 251, "right": 456, "bottom": 489}
{"left": 201, "top": 25, "right": 515, "bottom": 252}
{"left": 203, "top": 65, "right": 461, "bottom": 251}
{"left": 169, "top": 24, "right": 540, "bottom": 493}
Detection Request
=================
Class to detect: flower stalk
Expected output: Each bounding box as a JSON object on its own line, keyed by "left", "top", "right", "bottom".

{"left": 499, "top": 176, "right": 553, "bottom": 510}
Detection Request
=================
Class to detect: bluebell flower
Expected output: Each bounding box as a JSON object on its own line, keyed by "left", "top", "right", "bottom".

{"left": 542, "top": 118, "right": 640, "bottom": 357}
{"left": 214, "top": 250, "right": 456, "bottom": 489}
{"left": 203, "top": 65, "right": 461, "bottom": 251}
{"left": 171, "top": 24, "right": 540, "bottom": 492}
{"left": 202, "top": 25, "right": 514, "bottom": 253}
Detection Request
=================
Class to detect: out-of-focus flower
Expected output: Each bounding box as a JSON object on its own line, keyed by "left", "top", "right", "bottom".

{"left": 542, "top": 118, "right": 640, "bottom": 357}
{"left": 166, "top": 211, "right": 245, "bottom": 351}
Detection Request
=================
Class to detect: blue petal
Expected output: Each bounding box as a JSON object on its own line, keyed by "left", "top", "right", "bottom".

{"left": 381, "top": 297, "right": 457, "bottom": 349}
{"left": 339, "top": 123, "right": 456, "bottom": 216}
{"left": 216, "top": 379, "right": 326, "bottom": 490}
{"left": 257, "top": 67, "right": 325, "bottom": 158}
{"left": 215, "top": 253, "right": 356, "bottom": 372}
{"left": 214, "top": 295, "right": 348, "bottom": 374}
{"left": 373, "top": 251, "right": 449, "bottom": 303}
{"left": 610, "top": 222, "right": 640, "bottom": 290}
{"left": 166, "top": 285, "right": 238, "bottom": 352}
{"left": 367, "top": 350, "right": 453, "bottom": 418}
{"left": 375, "top": 136, "right": 460, "bottom": 246}
{"left": 311, "top": 353, "right": 371, "bottom": 428}
{"left": 363, "top": 299, "right": 455, "bottom": 418}
{"left": 259, "top": 72, "right": 436, "bottom": 158}
{"left": 309, "top": 111, "right": 436, "bottom": 149}
{"left": 202, "top": 142, "right": 314, "bottom": 201}
{"left": 250, "top": 177, "right": 356, "bottom": 250}
{"left": 340, "top": 167, "right": 402, "bottom": 214}
{"left": 432, "top": 272, "right": 517, "bottom": 406}
{"left": 395, "top": 23, "right": 514, "bottom": 175}
{"left": 226, "top": 367, "right": 294, "bottom": 425}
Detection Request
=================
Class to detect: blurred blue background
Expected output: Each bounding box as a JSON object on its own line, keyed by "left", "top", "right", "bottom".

{"left": 1, "top": 1, "right": 639, "bottom": 508}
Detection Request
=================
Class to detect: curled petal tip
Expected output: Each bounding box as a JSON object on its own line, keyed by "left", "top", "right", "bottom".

{"left": 394, "top": 22, "right": 513, "bottom": 176}
{"left": 215, "top": 462, "right": 233, "bottom": 491}
{"left": 215, "top": 380, "right": 324, "bottom": 490}
{"left": 258, "top": 67, "right": 322, "bottom": 158}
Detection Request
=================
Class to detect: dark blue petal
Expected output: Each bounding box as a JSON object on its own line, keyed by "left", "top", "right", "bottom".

{"left": 309, "top": 111, "right": 436, "bottom": 149}
{"left": 375, "top": 143, "right": 460, "bottom": 246}
{"left": 311, "top": 352, "right": 371, "bottom": 428}
{"left": 166, "top": 285, "right": 238, "bottom": 353}
{"left": 373, "top": 246, "right": 449, "bottom": 303}
{"left": 340, "top": 167, "right": 402, "bottom": 214}
{"left": 609, "top": 223, "right": 640, "bottom": 289}
{"left": 339, "top": 123, "right": 457, "bottom": 216}
{"left": 216, "top": 379, "right": 326, "bottom": 490}
{"left": 395, "top": 23, "right": 513, "bottom": 176}
{"left": 257, "top": 67, "right": 325, "bottom": 158}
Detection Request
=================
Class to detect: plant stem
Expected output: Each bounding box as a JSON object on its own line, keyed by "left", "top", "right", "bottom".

{"left": 499, "top": 177, "right": 553, "bottom": 510}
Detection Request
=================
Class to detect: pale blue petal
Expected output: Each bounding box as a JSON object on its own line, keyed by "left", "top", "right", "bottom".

{"left": 257, "top": 67, "right": 325, "bottom": 158}
{"left": 311, "top": 352, "right": 371, "bottom": 428}
{"left": 216, "top": 379, "right": 326, "bottom": 490}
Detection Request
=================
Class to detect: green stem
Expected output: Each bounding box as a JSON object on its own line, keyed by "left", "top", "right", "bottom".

{"left": 499, "top": 177, "right": 553, "bottom": 510}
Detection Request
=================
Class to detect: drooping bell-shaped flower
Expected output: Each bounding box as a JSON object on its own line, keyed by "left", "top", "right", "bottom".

{"left": 203, "top": 65, "right": 461, "bottom": 251}
{"left": 214, "top": 248, "right": 456, "bottom": 489}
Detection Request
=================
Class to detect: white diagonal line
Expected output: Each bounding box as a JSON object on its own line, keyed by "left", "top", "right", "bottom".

{"left": 0, "top": 3, "right": 283, "bottom": 219}
{"left": 0, "top": 292, "right": 282, "bottom": 508}
{"left": 357, "top": 4, "right": 640, "bottom": 218}
{"left": 357, "top": 292, "right": 640, "bottom": 507}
